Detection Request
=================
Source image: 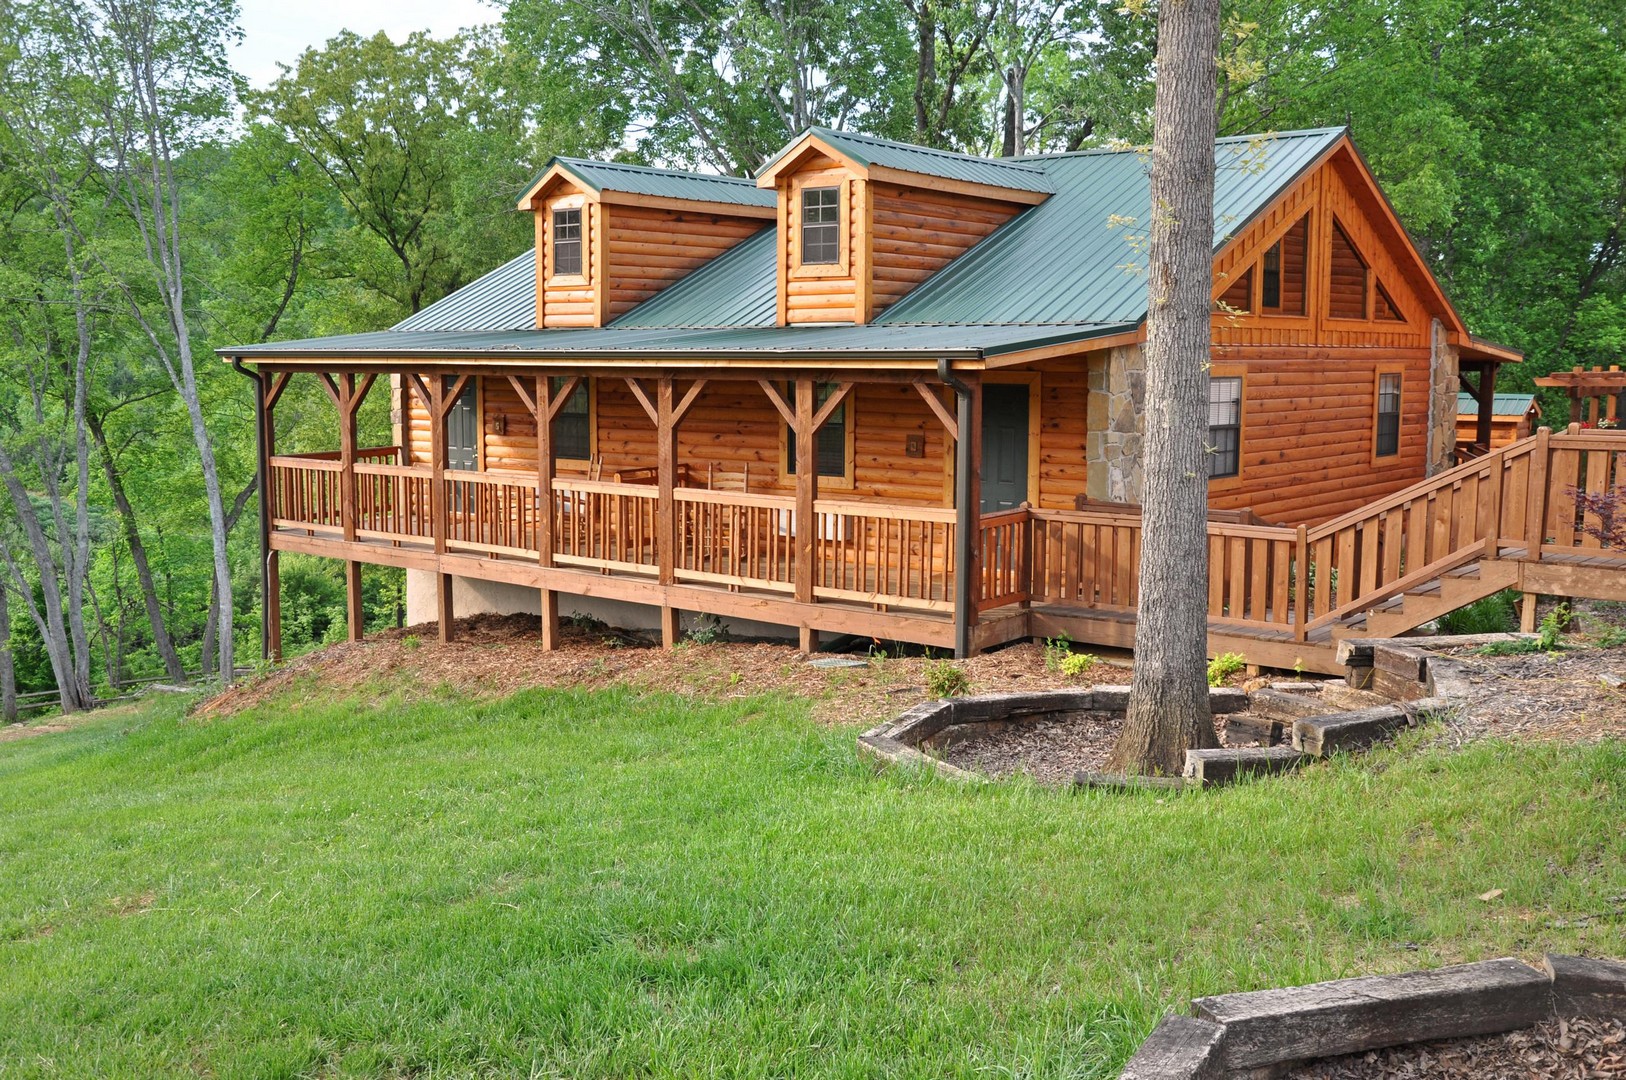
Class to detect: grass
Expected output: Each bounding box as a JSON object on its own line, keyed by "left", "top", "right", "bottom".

{"left": 0, "top": 680, "right": 1623, "bottom": 1077}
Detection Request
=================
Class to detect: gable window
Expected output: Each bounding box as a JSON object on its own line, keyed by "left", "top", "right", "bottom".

{"left": 1375, "top": 373, "right": 1401, "bottom": 458}
{"left": 1260, "top": 214, "right": 1308, "bottom": 315}
{"left": 800, "top": 186, "right": 841, "bottom": 265}
{"left": 551, "top": 377, "right": 591, "bottom": 462}
{"left": 785, "top": 382, "right": 849, "bottom": 479}
{"left": 1208, "top": 376, "right": 1242, "bottom": 479}
{"left": 1329, "top": 219, "right": 1369, "bottom": 319}
{"left": 552, "top": 207, "right": 583, "bottom": 277}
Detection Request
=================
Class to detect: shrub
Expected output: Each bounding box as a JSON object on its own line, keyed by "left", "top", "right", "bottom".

{"left": 401, "top": 634, "right": 421, "bottom": 651}
{"left": 1538, "top": 604, "right": 1572, "bottom": 652}
{"left": 1435, "top": 589, "right": 1519, "bottom": 636}
{"left": 1059, "top": 652, "right": 1097, "bottom": 679}
{"left": 1207, "top": 652, "right": 1246, "bottom": 686}
{"left": 925, "top": 659, "right": 970, "bottom": 699}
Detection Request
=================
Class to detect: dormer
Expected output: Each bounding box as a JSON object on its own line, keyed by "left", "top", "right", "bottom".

{"left": 755, "top": 129, "right": 1052, "bottom": 326}
{"left": 517, "top": 159, "right": 776, "bottom": 328}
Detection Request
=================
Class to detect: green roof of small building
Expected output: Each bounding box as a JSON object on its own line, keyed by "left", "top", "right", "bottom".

{"left": 1456, "top": 392, "right": 1539, "bottom": 418}
{"left": 528, "top": 157, "right": 776, "bottom": 208}
{"left": 758, "top": 126, "right": 1055, "bottom": 195}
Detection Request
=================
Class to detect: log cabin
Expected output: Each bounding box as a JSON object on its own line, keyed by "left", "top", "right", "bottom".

{"left": 224, "top": 126, "right": 1626, "bottom": 673}
{"left": 1456, "top": 393, "right": 1541, "bottom": 452}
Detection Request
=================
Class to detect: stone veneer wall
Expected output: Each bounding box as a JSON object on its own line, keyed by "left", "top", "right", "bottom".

{"left": 1427, "top": 317, "right": 1460, "bottom": 476}
{"left": 1086, "top": 342, "right": 1146, "bottom": 503}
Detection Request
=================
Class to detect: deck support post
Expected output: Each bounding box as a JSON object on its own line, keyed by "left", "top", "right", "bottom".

{"left": 436, "top": 572, "right": 454, "bottom": 644}
{"left": 532, "top": 374, "right": 560, "bottom": 650}
{"left": 345, "top": 560, "right": 364, "bottom": 643}
{"left": 266, "top": 550, "right": 282, "bottom": 661}
{"left": 422, "top": 374, "right": 456, "bottom": 642}
{"left": 321, "top": 370, "right": 376, "bottom": 643}
{"left": 1520, "top": 592, "right": 1538, "bottom": 633}
{"left": 939, "top": 361, "right": 981, "bottom": 659}
{"left": 793, "top": 376, "right": 818, "bottom": 652}
{"left": 657, "top": 377, "right": 679, "bottom": 647}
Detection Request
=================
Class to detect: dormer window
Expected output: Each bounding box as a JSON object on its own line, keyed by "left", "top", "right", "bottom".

{"left": 800, "top": 187, "right": 841, "bottom": 265}
{"left": 552, "top": 207, "right": 583, "bottom": 277}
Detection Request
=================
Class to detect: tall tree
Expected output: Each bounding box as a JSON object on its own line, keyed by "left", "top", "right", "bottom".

{"left": 0, "top": 580, "right": 14, "bottom": 723}
{"left": 1106, "top": 0, "right": 1223, "bottom": 775}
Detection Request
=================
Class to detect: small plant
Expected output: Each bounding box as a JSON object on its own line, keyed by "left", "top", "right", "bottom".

{"left": 1474, "top": 639, "right": 1538, "bottom": 657}
{"left": 1436, "top": 589, "right": 1518, "bottom": 636}
{"left": 1207, "top": 652, "right": 1246, "bottom": 686}
{"left": 727, "top": 672, "right": 743, "bottom": 687}
{"left": 925, "top": 659, "right": 970, "bottom": 699}
{"left": 1059, "top": 652, "right": 1097, "bottom": 679}
{"left": 1538, "top": 604, "right": 1572, "bottom": 652}
{"left": 401, "top": 634, "right": 421, "bottom": 651}
{"left": 1292, "top": 657, "right": 1307, "bottom": 679}
{"left": 867, "top": 643, "right": 890, "bottom": 664}
{"left": 1593, "top": 625, "right": 1626, "bottom": 648}
{"left": 1043, "top": 632, "right": 1075, "bottom": 671}
{"left": 685, "top": 615, "right": 730, "bottom": 646}
{"left": 566, "top": 611, "right": 608, "bottom": 633}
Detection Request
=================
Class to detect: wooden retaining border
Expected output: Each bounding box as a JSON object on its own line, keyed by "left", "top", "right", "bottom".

{"left": 858, "top": 633, "right": 1538, "bottom": 788}
{"left": 1120, "top": 953, "right": 1626, "bottom": 1079}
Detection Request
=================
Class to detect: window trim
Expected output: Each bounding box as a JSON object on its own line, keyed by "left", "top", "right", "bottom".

{"left": 545, "top": 194, "right": 589, "bottom": 286}
{"left": 778, "top": 381, "right": 856, "bottom": 489}
{"left": 550, "top": 376, "right": 596, "bottom": 469}
{"left": 1207, "top": 366, "right": 1246, "bottom": 486}
{"left": 1372, "top": 365, "right": 1404, "bottom": 463}
{"left": 788, "top": 171, "right": 850, "bottom": 279}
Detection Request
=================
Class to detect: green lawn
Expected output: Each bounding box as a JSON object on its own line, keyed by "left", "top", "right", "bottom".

{"left": 1, "top": 678, "right": 1622, "bottom": 1078}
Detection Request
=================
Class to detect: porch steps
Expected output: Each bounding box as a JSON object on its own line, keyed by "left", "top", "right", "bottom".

{"left": 1342, "top": 560, "right": 1521, "bottom": 640}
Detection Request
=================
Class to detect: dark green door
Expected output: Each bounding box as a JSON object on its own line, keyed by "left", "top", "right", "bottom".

{"left": 445, "top": 378, "right": 478, "bottom": 471}
{"left": 981, "top": 384, "right": 1029, "bottom": 512}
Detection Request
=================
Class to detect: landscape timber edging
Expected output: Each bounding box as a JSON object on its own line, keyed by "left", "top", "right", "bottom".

{"left": 1116, "top": 952, "right": 1626, "bottom": 1079}
{"left": 857, "top": 633, "right": 1529, "bottom": 789}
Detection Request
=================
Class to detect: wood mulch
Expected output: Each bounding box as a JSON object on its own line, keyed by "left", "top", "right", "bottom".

{"left": 1285, "top": 1014, "right": 1626, "bottom": 1079}
{"left": 1422, "top": 645, "right": 1626, "bottom": 746}
{"left": 195, "top": 613, "right": 1122, "bottom": 727}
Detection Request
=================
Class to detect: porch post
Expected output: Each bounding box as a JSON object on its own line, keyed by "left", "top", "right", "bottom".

{"left": 427, "top": 376, "right": 455, "bottom": 642}
{"left": 794, "top": 376, "right": 818, "bottom": 653}
{"left": 534, "top": 374, "right": 559, "bottom": 650}
{"left": 258, "top": 368, "right": 284, "bottom": 663}
{"left": 953, "top": 375, "right": 983, "bottom": 658}
{"left": 1476, "top": 364, "right": 1496, "bottom": 450}
{"left": 330, "top": 373, "right": 365, "bottom": 642}
{"left": 657, "top": 377, "right": 680, "bottom": 647}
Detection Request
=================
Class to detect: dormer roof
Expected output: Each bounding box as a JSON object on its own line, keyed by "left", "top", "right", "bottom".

{"left": 755, "top": 127, "right": 1054, "bottom": 203}
{"left": 517, "top": 157, "right": 776, "bottom": 214}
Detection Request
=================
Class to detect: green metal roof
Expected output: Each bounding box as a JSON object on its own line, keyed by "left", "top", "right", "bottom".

{"left": 223, "top": 321, "right": 1134, "bottom": 362}
{"left": 394, "top": 249, "right": 535, "bottom": 332}
{"left": 759, "top": 127, "right": 1054, "bottom": 195}
{"left": 1457, "top": 392, "right": 1538, "bottom": 418}
{"left": 611, "top": 228, "right": 778, "bottom": 329}
{"left": 878, "top": 128, "right": 1345, "bottom": 326}
{"left": 530, "top": 157, "right": 776, "bottom": 208}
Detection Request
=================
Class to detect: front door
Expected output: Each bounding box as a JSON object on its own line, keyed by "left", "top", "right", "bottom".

{"left": 981, "top": 384, "right": 1029, "bottom": 512}
{"left": 445, "top": 378, "right": 478, "bottom": 471}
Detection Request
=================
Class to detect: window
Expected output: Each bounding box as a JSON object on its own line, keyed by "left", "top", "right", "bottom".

{"left": 1375, "top": 373, "right": 1401, "bottom": 458}
{"left": 551, "top": 377, "right": 591, "bottom": 461}
{"left": 1260, "top": 215, "right": 1308, "bottom": 315}
{"left": 1208, "top": 376, "right": 1242, "bottom": 479}
{"left": 552, "top": 207, "right": 583, "bottom": 277}
{"left": 800, "top": 186, "right": 841, "bottom": 265}
{"left": 1261, "top": 244, "right": 1281, "bottom": 309}
{"left": 785, "top": 382, "right": 848, "bottom": 479}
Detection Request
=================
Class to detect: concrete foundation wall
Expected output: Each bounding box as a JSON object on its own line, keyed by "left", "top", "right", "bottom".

{"left": 404, "top": 570, "right": 799, "bottom": 643}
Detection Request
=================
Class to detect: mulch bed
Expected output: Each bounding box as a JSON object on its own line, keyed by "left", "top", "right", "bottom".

{"left": 1284, "top": 1014, "right": 1626, "bottom": 1079}
{"left": 195, "top": 613, "right": 1121, "bottom": 728}
{"left": 937, "top": 711, "right": 1267, "bottom": 784}
{"left": 1421, "top": 645, "right": 1626, "bottom": 745}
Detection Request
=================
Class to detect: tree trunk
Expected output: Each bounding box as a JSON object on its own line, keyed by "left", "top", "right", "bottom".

{"left": 1106, "top": 0, "right": 1222, "bottom": 776}
{"left": 87, "top": 411, "right": 186, "bottom": 681}
{"left": 0, "top": 583, "right": 15, "bottom": 724}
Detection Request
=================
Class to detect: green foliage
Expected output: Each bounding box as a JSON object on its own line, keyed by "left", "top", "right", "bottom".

{"left": 1, "top": 686, "right": 1624, "bottom": 1073}
{"left": 1207, "top": 652, "right": 1246, "bottom": 686}
{"left": 924, "top": 658, "right": 970, "bottom": 698}
{"left": 684, "top": 615, "right": 730, "bottom": 646}
{"left": 1060, "top": 652, "right": 1097, "bottom": 679}
{"left": 1539, "top": 604, "right": 1573, "bottom": 652}
{"left": 1043, "top": 632, "right": 1075, "bottom": 671}
{"left": 1592, "top": 625, "right": 1626, "bottom": 649}
{"left": 1436, "top": 589, "right": 1519, "bottom": 636}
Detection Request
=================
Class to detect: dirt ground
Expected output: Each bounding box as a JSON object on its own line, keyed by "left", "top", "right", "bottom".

{"left": 195, "top": 612, "right": 1126, "bottom": 728}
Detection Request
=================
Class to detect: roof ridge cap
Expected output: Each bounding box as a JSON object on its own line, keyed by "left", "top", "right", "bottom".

{"left": 809, "top": 126, "right": 1049, "bottom": 174}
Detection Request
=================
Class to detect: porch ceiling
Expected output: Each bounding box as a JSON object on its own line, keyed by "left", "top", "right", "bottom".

{"left": 218, "top": 321, "right": 1136, "bottom": 365}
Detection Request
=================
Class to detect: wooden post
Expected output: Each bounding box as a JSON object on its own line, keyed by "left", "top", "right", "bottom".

{"left": 1294, "top": 524, "right": 1309, "bottom": 642}
{"left": 426, "top": 375, "right": 454, "bottom": 642}
{"left": 1520, "top": 592, "right": 1538, "bottom": 633}
{"left": 1524, "top": 426, "right": 1551, "bottom": 561}
{"left": 345, "top": 560, "right": 364, "bottom": 643}
{"left": 657, "top": 377, "right": 679, "bottom": 647}
{"left": 266, "top": 550, "right": 282, "bottom": 661}
{"left": 534, "top": 375, "right": 559, "bottom": 651}
{"left": 794, "top": 376, "right": 818, "bottom": 653}
{"left": 1476, "top": 364, "right": 1495, "bottom": 451}
{"left": 963, "top": 375, "right": 983, "bottom": 636}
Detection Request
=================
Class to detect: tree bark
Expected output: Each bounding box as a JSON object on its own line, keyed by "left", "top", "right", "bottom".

{"left": 1106, "top": 0, "right": 1222, "bottom": 776}
{"left": 87, "top": 411, "right": 186, "bottom": 681}
{"left": 0, "top": 583, "right": 15, "bottom": 724}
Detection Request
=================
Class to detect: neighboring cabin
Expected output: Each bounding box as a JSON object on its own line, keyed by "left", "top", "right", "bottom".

{"left": 1456, "top": 392, "right": 1541, "bottom": 450}
{"left": 224, "top": 126, "right": 1535, "bottom": 670}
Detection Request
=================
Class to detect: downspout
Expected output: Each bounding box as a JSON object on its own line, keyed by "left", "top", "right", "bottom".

{"left": 938, "top": 358, "right": 974, "bottom": 659}
{"left": 230, "top": 357, "right": 271, "bottom": 663}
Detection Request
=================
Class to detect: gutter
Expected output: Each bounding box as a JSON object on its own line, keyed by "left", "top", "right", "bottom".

{"left": 230, "top": 357, "right": 272, "bottom": 664}
{"left": 938, "top": 358, "right": 975, "bottom": 660}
